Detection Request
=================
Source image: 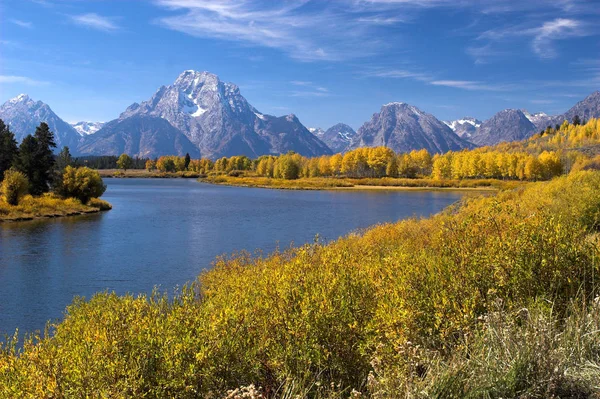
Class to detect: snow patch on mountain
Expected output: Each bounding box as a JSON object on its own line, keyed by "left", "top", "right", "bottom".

{"left": 71, "top": 121, "right": 105, "bottom": 136}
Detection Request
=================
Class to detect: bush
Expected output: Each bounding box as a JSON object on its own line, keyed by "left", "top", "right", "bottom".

{"left": 61, "top": 166, "right": 106, "bottom": 203}
{"left": 2, "top": 172, "right": 600, "bottom": 397}
{"left": 87, "top": 197, "right": 112, "bottom": 211}
{"left": 0, "top": 169, "right": 29, "bottom": 205}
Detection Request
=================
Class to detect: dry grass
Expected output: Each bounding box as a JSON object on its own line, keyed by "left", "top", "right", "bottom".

{"left": 200, "top": 174, "right": 522, "bottom": 191}
{"left": 0, "top": 193, "right": 111, "bottom": 222}
{"left": 98, "top": 169, "right": 201, "bottom": 178}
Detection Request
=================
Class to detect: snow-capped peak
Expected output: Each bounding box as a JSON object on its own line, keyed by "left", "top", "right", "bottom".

{"left": 383, "top": 101, "right": 406, "bottom": 108}
{"left": 308, "top": 127, "right": 325, "bottom": 137}
{"left": 443, "top": 117, "right": 482, "bottom": 131}
{"left": 521, "top": 110, "right": 549, "bottom": 125}
{"left": 70, "top": 121, "right": 105, "bottom": 136}
{"left": 8, "top": 94, "right": 32, "bottom": 104}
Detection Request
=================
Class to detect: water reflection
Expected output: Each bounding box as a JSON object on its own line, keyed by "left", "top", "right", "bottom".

{"left": 0, "top": 179, "right": 465, "bottom": 335}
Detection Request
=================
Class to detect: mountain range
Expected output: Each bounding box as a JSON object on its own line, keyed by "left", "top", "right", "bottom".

{"left": 0, "top": 70, "right": 599, "bottom": 158}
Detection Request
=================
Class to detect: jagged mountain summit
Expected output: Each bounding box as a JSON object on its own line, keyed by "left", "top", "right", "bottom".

{"left": 71, "top": 121, "right": 105, "bottom": 136}
{"left": 443, "top": 117, "right": 482, "bottom": 139}
{"left": 470, "top": 109, "right": 537, "bottom": 146}
{"left": 308, "top": 127, "right": 325, "bottom": 138}
{"left": 469, "top": 91, "right": 600, "bottom": 146}
{"left": 0, "top": 94, "right": 81, "bottom": 151}
{"left": 522, "top": 111, "right": 550, "bottom": 130}
{"left": 558, "top": 90, "right": 600, "bottom": 124}
{"left": 111, "top": 70, "right": 331, "bottom": 159}
{"left": 349, "top": 102, "right": 472, "bottom": 154}
{"left": 317, "top": 123, "right": 356, "bottom": 153}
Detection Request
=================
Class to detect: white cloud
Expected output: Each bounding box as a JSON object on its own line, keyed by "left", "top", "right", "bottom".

{"left": 289, "top": 80, "right": 329, "bottom": 96}
{"left": 365, "top": 68, "right": 431, "bottom": 81}
{"left": 154, "top": 0, "right": 406, "bottom": 61}
{"left": 364, "top": 67, "right": 512, "bottom": 91}
{"left": 0, "top": 75, "right": 48, "bottom": 86}
{"left": 430, "top": 80, "right": 512, "bottom": 91}
{"left": 479, "top": 18, "right": 591, "bottom": 59}
{"left": 531, "top": 18, "right": 583, "bottom": 58}
{"left": 70, "top": 13, "right": 119, "bottom": 32}
{"left": 10, "top": 19, "right": 33, "bottom": 29}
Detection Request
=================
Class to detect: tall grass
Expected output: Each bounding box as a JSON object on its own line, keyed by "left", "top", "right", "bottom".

{"left": 2, "top": 172, "right": 600, "bottom": 398}
{"left": 0, "top": 193, "right": 109, "bottom": 221}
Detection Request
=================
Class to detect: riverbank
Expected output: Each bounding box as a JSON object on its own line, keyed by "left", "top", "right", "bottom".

{"left": 0, "top": 194, "right": 111, "bottom": 222}
{"left": 98, "top": 169, "right": 200, "bottom": 178}
{"left": 2, "top": 172, "right": 599, "bottom": 397}
{"left": 199, "top": 174, "right": 523, "bottom": 191}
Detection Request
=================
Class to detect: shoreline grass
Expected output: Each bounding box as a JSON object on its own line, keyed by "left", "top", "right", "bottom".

{"left": 98, "top": 169, "right": 200, "bottom": 178}
{"left": 199, "top": 174, "right": 523, "bottom": 191}
{"left": 0, "top": 194, "right": 111, "bottom": 222}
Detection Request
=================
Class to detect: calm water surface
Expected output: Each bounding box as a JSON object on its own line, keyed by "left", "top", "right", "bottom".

{"left": 0, "top": 179, "right": 464, "bottom": 335}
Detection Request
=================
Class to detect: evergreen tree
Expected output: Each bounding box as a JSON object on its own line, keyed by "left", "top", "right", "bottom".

{"left": 184, "top": 153, "right": 191, "bottom": 170}
{"left": 32, "top": 122, "right": 57, "bottom": 195}
{"left": 573, "top": 115, "right": 581, "bottom": 126}
{"left": 53, "top": 146, "right": 73, "bottom": 195}
{"left": 56, "top": 146, "right": 73, "bottom": 172}
{"left": 0, "top": 119, "right": 18, "bottom": 181}
{"left": 14, "top": 135, "right": 38, "bottom": 193}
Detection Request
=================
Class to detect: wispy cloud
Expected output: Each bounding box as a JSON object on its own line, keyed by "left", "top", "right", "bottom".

{"left": 69, "top": 13, "right": 119, "bottom": 32}
{"left": 466, "top": 44, "right": 508, "bottom": 64}
{"left": 153, "top": 0, "right": 407, "bottom": 61}
{"left": 479, "top": 18, "right": 592, "bottom": 59}
{"left": 290, "top": 80, "right": 329, "bottom": 97}
{"left": 10, "top": 19, "right": 33, "bottom": 29}
{"left": 430, "top": 80, "right": 513, "bottom": 91}
{"left": 364, "top": 68, "right": 431, "bottom": 82}
{"left": 364, "top": 67, "right": 510, "bottom": 91}
{"left": 531, "top": 18, "right": 586, "bottom": 58}
{"left": 0, "top": 75, "right": 48, "bottom": 86}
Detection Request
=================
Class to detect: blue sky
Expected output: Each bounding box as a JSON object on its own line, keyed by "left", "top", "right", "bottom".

{"left": 1, "top": 0, "right": 599, "bottom": 130}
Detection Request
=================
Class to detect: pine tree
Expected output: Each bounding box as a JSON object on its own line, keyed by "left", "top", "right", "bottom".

{"left": 14, "top": 135, "right": 38, "bottom": 193}
{"left": 573, "top": 115, "right": 581, "bottom": 126}
{"left": 0, "top": 119, "right": 18, "bottom": 181}
{"left": 32, "top": 122, "right": 57, "bottom": 195}
{"left": 53, "top": 146, "right": 73, "bottom": 196}
{"left": 56, "top": 146, "right": 73, "bottom": 172}
{"left": 184, "top": 153, "right": 191, "bottom": 170}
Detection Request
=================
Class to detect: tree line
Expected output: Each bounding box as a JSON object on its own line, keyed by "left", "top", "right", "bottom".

{"left": 0, "top": 119, "right": 106, "bottom": 206}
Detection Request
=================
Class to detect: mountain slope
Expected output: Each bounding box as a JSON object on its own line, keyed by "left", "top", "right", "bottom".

{"left": 443, "top": 117, "right": 481, "bottom": 139}
{"left": 318, "top": 123, "right": 356, "bottom": 153}
{"left": 349, "top": 102, "right": 472, "bottom": 154}
{"left": 71, "top": 121, "right": 105, "bottom": 136}
{"left": 77, "top": 114, "right": 200, "bottom": 158}
{"left": 558, "top": 91, "right": 600, "bottom": 124}
{"left": 118, "top": 70, "right": 331, "bottom": 159}
{"left": 470, "top": 109, "right": 537, "bottom": 146}
{"left": 0, "top": 94, "right": 81, "bottom": 151}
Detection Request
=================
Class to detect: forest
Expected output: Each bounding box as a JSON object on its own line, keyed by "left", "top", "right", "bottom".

{"left": 127, "top": 118, "right": 600, "bottom": 184}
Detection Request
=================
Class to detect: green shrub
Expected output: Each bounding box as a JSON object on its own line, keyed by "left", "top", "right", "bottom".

{"left": 61, "top": 166, "right": 106, "bottom": 203}
{"left": 0, "top": 169, "right": 29, "bottom": 205}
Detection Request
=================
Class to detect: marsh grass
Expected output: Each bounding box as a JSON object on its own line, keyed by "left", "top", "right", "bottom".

{"left": 200, "top": 174, "right": 519, "bottom": 191}
{"left": 0, "top": 193, "right": 110, "bottom": 221}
